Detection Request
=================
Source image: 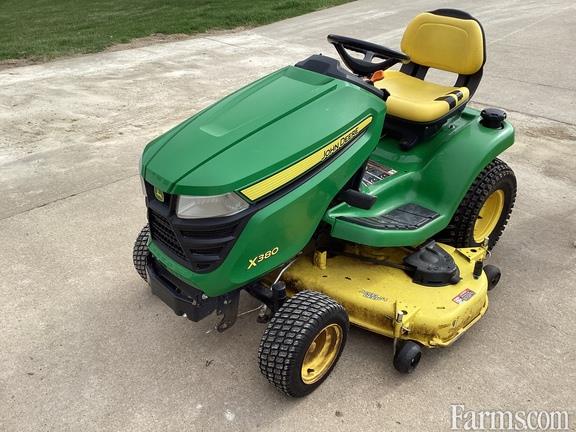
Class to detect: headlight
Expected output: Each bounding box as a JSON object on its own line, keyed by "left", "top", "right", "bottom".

{"left": 139, "top": 153, "right": 147, "bottom": 197}
{"left": 177, "top": 193, "right": 249, "bottom": 219}
{"left": 140, "top": 176, "right": 147, "bottom": 197}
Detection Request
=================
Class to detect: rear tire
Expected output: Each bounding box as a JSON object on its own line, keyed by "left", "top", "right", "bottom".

{"left": 133, "top": 224, "right": 150, "bottom": 281}
{"left": 437, "top": 158, "right": 516, "bottom": 250}
{"left": 258, "top": 291, "right": 349, "bottom": 397}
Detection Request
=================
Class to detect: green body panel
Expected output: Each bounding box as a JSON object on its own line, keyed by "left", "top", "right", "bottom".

{"left": 142, "top": 66, "right": 383, "bottom": 196}
{"left": 148, "top": 119, "right": 383, "bottom": 296}
{"left": 326, "top": 107, "right": 515, "bottom": 246}
{"left": 142, "top": 66, "right": 385, "bottom": 296}
{"left": 141, "top": 65, "right": 514, "bottom": 297}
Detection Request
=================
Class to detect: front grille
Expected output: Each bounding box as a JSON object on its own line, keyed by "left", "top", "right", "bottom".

{"left": 179, "top": 222, "right": 242, "bottom": 272}
{"left": 146, "top": 184, "right": 249, "bottom": 273}
{"left": 181, "top": 225, "right": 236, "bottom": 239}
{"left": 149, "top": 211, "right": 186, "bottom": 260}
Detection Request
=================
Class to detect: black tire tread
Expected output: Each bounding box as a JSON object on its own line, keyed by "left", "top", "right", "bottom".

{"left": 258, "top": 290, "right": 348, "bottom": 397}
{"left": 133, "top": 224, "right": 150, "bottom": 281}
{"left": 438, "top": 158, "right": 516, "bottom": 249}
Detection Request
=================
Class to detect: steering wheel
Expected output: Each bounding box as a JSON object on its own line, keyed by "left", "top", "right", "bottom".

{"left": 327, "top": 34, "right": 410, "bottom": 77}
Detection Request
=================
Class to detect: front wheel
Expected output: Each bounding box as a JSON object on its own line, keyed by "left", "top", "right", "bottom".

{"left": 258, "top": 291, "right": 349, "bottom": 397}
{"left": 133, "top": 224, "right": 150, "bottom": 281}
{"left": 438, "top": 159, "right": 516, "bottom": 250}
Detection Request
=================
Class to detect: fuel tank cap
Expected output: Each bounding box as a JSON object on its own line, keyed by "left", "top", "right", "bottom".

{"left": 480, "top": 108, "right": 507, "bottom": 129}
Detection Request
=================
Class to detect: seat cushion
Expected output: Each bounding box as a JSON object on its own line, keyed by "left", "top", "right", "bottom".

{"left": 373, "top": 70, "right": 469, "bottom": 123}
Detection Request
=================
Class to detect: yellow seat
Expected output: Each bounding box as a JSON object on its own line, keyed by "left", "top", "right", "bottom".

{"left": 373, "top": 9, "right": 485, "bottom": 124}
{"left": 374, "top": 71, "right": 469, "bottom": 123}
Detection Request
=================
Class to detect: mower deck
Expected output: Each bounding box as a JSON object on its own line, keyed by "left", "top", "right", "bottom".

{"left": 283, "top": 244, "right": 489, "bottom": 347}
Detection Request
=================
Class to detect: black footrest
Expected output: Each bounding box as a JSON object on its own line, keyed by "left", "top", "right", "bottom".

{"left": 340, "top": 203, "right": 439, "bottom": 230}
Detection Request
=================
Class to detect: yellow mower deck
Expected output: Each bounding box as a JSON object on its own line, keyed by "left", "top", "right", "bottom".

{"left": 283, "top": 243, "right": 489, "bottom": 348}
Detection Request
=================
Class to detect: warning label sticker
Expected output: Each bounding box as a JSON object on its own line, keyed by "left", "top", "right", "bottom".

{"left": 452, "top": 288, "right": 476, "bottom": 304}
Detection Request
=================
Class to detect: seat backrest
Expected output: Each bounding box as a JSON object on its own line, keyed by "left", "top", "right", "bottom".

{"left": 401, "top": 9, "right": 485, "bottom": 76}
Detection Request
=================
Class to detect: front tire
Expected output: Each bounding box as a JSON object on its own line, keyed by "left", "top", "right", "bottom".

{"left": 438, "top": 158, "right": 516, "bottom": 249}
{"left": 133, "top": 224, "right": 150, "bottom": 281}
{"left": 258, "top": 291, "right": 349, "bottom": 397}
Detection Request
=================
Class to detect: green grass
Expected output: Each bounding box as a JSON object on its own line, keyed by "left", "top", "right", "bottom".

{"left": 0, "top": 0, "right": 352, "bottom": 61}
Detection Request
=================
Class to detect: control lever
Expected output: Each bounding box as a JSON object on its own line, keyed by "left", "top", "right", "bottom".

{"left": 338, "top": 189, "right": 376, "bottom": 210}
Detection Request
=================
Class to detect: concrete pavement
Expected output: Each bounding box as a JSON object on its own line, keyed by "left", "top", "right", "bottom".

{"left": 1, "top": 1, "right": 575, "bottom": 431}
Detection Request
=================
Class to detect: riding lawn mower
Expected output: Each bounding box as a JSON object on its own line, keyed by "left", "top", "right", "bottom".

{"left": 132, "top": 9, "right": 517, "bottom": 397}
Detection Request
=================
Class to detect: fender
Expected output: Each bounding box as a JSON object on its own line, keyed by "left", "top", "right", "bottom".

{"left": 326, "top": 107, "right": 514, "bottom": 247}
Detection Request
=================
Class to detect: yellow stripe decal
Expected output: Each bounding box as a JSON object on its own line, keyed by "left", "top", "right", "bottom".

{"left": 240, "top": 116, "right": 373, "bottom": 201}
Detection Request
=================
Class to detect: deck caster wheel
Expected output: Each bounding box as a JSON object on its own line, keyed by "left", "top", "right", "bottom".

{"left": 258, "top": 291, "right": 349, "bottom": 397}
{"left": 132, "top": 224, "right": 150, "bottom": 281}
{"left": 483, "top": 264, "right": 501, "bottom": 291}
{"left": 393, "top": 341, "right": 422, "bottom": 374}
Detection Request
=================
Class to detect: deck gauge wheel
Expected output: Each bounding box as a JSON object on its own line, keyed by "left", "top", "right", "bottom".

{"left": 393, "top": 340, "right": 422, "bottom": 374}
{"left": 483, "top": 264, "right": 501, "bottom": 291}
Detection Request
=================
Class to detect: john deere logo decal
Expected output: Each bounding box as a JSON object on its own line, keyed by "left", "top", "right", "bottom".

{"left": 240, "top": 116, "right": 373, "bottom": 201}
{"left": 321, "top": 124, "right": 363, "bottom": 161}
{"left": 154, "top": 187, "right": 165, "bottom": 202}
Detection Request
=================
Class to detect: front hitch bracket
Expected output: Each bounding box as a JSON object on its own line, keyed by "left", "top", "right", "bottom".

{"left": 216, "top": 290, "right": 240, "bottom": 332}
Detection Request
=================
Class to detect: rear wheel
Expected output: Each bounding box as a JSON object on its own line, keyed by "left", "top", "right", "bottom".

{"left": 133, "top": 224, "right": 150, "bottom": 281}
{"left": 438, "top": 159, "right": 516, "bottom": 249}
{"left": 258, "top": 291, "right": 349, "bottom": 397}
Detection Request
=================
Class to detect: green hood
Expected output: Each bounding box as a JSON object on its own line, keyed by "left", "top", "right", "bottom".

{"left": 142, "top": 66, "right": 382, "bottom": 196}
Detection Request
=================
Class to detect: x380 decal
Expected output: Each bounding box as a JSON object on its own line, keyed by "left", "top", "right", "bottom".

{"left": 248, "top": 247, "right": 280, "bottom": 269}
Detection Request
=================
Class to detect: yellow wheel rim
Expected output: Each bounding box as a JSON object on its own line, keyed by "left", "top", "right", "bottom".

{"left": 301, "top": 324, "right": 343, "bottom": 384}
{"left": 473, "top": 189, "right": 505, "bottom": 243}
